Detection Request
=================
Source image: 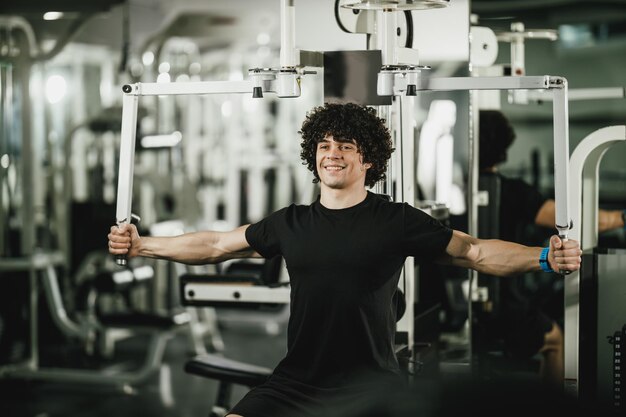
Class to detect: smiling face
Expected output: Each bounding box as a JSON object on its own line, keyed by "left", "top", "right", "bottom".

{"left": 316, "top": 135, "right": 371, "bottom": 191}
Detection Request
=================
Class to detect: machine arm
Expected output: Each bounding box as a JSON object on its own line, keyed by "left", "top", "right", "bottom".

{"left": 113, "top": 79, "right": 285, "bottom": 266}
{"left": 412, "top": 74, "right": 572, "bottom": 242}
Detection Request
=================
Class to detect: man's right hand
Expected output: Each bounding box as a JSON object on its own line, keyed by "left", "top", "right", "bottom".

{"left": 108, "top": 223, "right": 140, "bottom": 258}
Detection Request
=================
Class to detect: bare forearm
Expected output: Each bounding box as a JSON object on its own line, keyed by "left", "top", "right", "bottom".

{"left": 138, "top": 232, "right": 216, "bottom": 264}
{"left": 109, "top": 224, "right": 258, "bottom": 264}
{"left": 438, "top": 230, "right": 581, "bottom": 276}
{"left": 445, "top": 238, "right": 542, "bottom": 277}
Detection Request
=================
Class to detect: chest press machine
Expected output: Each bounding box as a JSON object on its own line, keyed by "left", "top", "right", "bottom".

{"left": 113, "top": 1, "right": 579, "bottom": 414}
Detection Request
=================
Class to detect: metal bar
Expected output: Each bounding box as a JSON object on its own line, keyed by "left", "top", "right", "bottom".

{"left": 115, "top": 93, "right": 139, "bottom": 226}
{"left": 4, "top": 359, "right": 165, "bottom": 386}
{"left": 398, "top": 96, "right": 416, "bottom": 349}
{"left": 552, "top": 80, "right": 571, "bottom": 238}
{"left": 124, "top": 80, "right": 254, "bottom": 97}
{"left": 569, "top": 126, "right": 626, "bottom": 249}
{"left": 0, "top": 252, "right": 65, "bottom": 271}
{"left": 0, "top": 64, "right": 8, "bottom": 256}
{"left": 183, "top": 284, "right": 291, "bottom": 304}
{"left": 42, "top": 265, "right": 89, "bottom": 339}
{"left": 0, "top": 252, "right": 64, "bottom": 374}
{"left": 19, "top": 60, "right": 35, "bottom": 255}
{"left": 280, "top": 0, "right": 298, "bottom": 67}
{"left": 378, "top": 105, "right": 393, "bottom": 197}
{"left": 416, "top": 75, "right": 550, "bottom": 92}
{"left": 28, "top": 267, "right": 38, "bottom": 369}
{"left": 565, "top": 125, "right": 626, "bottom": 396}
{"left": 379, "top": 10, "right": 397, "bottom": 66}
{"left": 467, "top": 90, "right": 480, "bottom": 361}
{"left": 468, "top": 92, "right": 480, "bottom": 239}
{"left": 527, "top": 87, "right": 625, "bottom": 102}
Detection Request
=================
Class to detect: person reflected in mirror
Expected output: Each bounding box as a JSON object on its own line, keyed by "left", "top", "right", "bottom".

{"left": 477, "top": 110, "right": 624, "bottom": 387}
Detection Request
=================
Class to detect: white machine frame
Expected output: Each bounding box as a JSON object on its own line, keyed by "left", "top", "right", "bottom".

{"left": 565, "top": 125, "right": 626, "bottom": 396}
{"left": 115, "top": 79, "right": 299, "bottom": 304}
{"left": 183, "top": 282, "right": 291, "bottom": 305}
{"left": 115, "top": 72, "right": 573, "bottom": 353}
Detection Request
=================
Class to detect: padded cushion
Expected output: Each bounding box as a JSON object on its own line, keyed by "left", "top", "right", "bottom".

{"left": 185, "top": 354, "right": 272, "bottom": 387}
{"left": 99, "top": 311, "right": 189, "bottom": 329}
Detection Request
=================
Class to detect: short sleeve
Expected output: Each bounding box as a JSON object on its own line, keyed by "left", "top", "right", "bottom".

{"left": 244, "top": 209, "right": 285, "bottom": 259}
{"left": 400, "top": 203, "right": 453, "bottom": 262}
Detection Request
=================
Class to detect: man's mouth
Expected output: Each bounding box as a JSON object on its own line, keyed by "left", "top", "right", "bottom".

{"left": 323, "top": 165, "right": 345, "bottom": 171}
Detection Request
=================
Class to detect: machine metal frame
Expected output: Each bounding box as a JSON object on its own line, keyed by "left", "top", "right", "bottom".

{"left": 113, "top": 0, "right": 575, "bottom": 390}
{"left": 566, "top": 125, "right": 626, "bottom": 395}
{"left": 115, "top": 73, "right": 573, "bottom": 359}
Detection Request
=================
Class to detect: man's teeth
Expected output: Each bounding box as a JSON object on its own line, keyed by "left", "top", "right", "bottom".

{"left": 325, "top": 166, "right": 343, "bottom": 170}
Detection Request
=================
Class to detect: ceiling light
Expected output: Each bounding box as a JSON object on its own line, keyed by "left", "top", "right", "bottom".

{"left": 45, "top": 75, "right": 67, "bottom": 104}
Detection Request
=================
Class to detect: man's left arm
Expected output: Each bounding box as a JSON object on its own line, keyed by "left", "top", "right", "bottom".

{"left": 436, "top": 230, "right": 582, "bottom": 277}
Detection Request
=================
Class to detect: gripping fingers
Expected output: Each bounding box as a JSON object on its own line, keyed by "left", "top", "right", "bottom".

{"left": 108, "top": 240, "right": 130, "bottom": 254}
{"left": 555, "top": 257, "right": 582, "bottom": 267}
{"left": 108, "top": 225, "right": 131, "bottom": 255}
{"left": 554, "top": 254, "right": 582, "bottom": 273}
{"left": 552, "top": 237, "right": 582, "bottom": 274}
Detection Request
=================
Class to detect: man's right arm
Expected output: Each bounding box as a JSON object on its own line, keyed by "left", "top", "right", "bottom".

{"left": 108, "top": 223, "right": 261, "bottom": 265}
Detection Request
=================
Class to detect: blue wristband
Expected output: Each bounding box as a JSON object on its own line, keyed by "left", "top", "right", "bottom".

{"left": 540, "top": 247, "right": 554, "bottom": 273}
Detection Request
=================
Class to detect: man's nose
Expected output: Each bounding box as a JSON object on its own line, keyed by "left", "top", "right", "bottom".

{"left": 327, "top": 145, "right": 341, "bottom": 158}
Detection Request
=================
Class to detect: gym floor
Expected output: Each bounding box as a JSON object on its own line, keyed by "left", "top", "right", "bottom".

{"left": 0, "top": 315, "right": 288, "bottom": 417}
{"left": 1, "top": 323, "right": 608, "bottom": 417}
{"left": 0, "top": 302, "right": 610, "bottom": 417}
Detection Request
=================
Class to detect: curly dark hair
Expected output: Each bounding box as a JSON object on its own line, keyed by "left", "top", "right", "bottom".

{"left": 479, "top": 110, "right": 516, "bottom": 171}
{"left": 299, "top": 103, "right": 394, "bottom": 188}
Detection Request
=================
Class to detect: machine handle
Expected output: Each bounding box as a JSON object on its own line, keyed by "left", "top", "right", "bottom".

{"left": 114, "top": 213, "right": 141, "bottom": 266}
{"left": 115, "top": 254, "right": 127, "bottom": 266}
{"left": 557, "top": 220, "right": 574, "bottom": 275}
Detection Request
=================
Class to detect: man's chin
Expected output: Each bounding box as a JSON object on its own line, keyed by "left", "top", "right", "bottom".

{"left": 321, "top": 180, "right": 343, "bottom": 189}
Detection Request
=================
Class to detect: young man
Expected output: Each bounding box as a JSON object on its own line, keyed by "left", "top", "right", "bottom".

{"left": 478, "top": 110, "right": 624, "bottom": 386}
{"left": 109, "top": 103, "right": 582, "bottom": 417}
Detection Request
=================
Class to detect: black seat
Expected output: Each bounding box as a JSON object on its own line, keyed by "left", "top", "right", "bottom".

{"left": 185, "top": 354, "right": 272, "bottom": 387}
{"left": 181, "top": 257, "right": 283, "bottom": 416}
{"left": 185, "top": 354, "right": 272, "bottom": 417}
{"left": 224, "top": 256, "right": 283, "bottom": 286}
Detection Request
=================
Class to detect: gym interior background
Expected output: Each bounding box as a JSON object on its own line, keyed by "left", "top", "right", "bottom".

{"left": 1, "top": 0, "right": 625, "bottom": 416}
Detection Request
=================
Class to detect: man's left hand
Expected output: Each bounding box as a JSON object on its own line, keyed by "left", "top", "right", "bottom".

{"left": 549, "top": 235, "right": 582, "bottom": 273}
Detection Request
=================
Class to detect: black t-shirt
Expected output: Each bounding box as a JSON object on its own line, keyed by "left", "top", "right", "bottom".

{"left": 245, "top": 191, "right": 453, "bottom": 388}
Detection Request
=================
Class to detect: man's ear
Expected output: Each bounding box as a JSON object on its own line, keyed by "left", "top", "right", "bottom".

{"left": 359, "top": 154, "right": 372, "bottom": 170}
